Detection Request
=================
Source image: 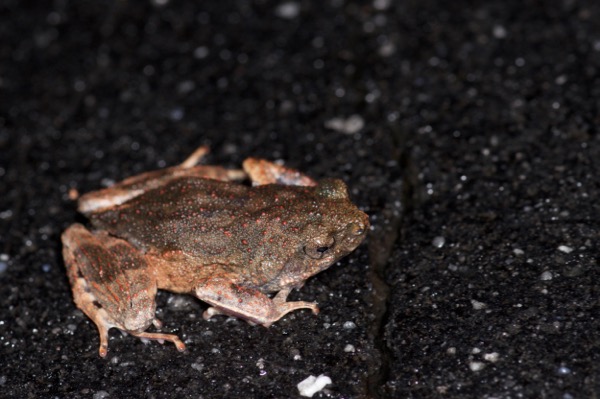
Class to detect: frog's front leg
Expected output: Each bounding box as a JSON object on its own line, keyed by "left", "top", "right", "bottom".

{"left": 194, "top": 275, "right": 319, "bottom": 327}
{"left": 62, "top": 224, "right": 185, "bottom": 357}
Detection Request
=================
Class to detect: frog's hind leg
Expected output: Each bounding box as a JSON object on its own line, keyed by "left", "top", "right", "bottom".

{"left": 178, "top": 145, "right": 210, "bottom": 168}
{"left": 77, "top": 146, "right": 246, "bottom": 214}
{"left": 242, "top": 158, "right": 318, "bottom": 187}
{"left": 62, "top": 224, "right": 184, "bottom": 357}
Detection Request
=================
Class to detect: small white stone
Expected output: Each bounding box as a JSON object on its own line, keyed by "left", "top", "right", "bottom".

{"left": 432, "top": 236, "right": 445, "bottom": 248}
{"left": 276, "top": 2, "right": 300, "bottom": 19}
{"left": 484, "top": 352, "right": 500, "bottom": 362}
{"left": 557, "top": 366, "right": 571, "bottom": 375}
{"left": 193, "top": 46, "right": 210, "bottom": 59}
{"left": 343, "top": 321, "right": 356, "bottom": 329}
{"left": 324, "top": 115, "right": 365, "bottom": 134}
{"left": 493, "top": 25, "right": 507, "bottom": 39}
{"left": 344, "top": 344, "right": 355, "bottom": 353}
{"left": 297, "top": 375, "right": 332, "bottom": 397}
{"left": 471, "top": 299, "right": 487, "bottom": 310}
{"left": 540, "top": 271, "right": 553, "bottom": 281}
{"left": 92, "top": 391, "right": 110, "bottom": 399}
{"left": 469, "top": 361, "right": 485, "bottom": 372}
{"left": 558, "top": 245, "right": 573, "bottom": 253}
{"left": 373, "top": 0, "right": 391, "bottom": 10}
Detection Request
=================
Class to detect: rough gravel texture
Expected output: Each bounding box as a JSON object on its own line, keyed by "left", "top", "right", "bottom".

{"left": 1, "top": 0, "right": 599, "bottom": 398}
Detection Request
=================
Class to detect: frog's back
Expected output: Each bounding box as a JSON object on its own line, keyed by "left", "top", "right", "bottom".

{"left": 90, "top": 177, "right": 245, "bottom": 250}
{"left": 89, "top": 177, "right": 313, "bottom": 262}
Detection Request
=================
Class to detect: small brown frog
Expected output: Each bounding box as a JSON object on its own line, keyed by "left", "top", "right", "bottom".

{"left": 62, "top": 147, "right": 369, "bottom": 357}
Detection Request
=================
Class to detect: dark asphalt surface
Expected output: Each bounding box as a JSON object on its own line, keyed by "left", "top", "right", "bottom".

{"left": 1, "top": 1, "right": 599, "bottom": 398}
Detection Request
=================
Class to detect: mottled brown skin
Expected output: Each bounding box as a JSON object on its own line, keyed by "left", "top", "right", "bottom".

{"left": 62, "top": 147, "right": 369, "bottom": 357}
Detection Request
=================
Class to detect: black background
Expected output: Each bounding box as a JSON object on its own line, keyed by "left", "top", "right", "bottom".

{"left": 1, "top": 0, "right": 599, "bottom": 397}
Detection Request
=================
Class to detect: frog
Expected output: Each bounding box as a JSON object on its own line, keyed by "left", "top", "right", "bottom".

{"left": 62, "top": 146, "right": 369, "bottom": 357}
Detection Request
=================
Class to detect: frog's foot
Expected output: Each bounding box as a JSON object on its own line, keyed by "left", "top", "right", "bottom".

{"left": 195, "top": 279, "right": 320, "bottom": 327}
{"left": 242, "top": 158, "right": 318, "bottom": 187}
{"left": 130, "top": 331, "right": 186, "bottom": 352}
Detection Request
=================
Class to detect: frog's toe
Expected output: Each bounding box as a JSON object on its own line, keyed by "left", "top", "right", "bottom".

{"left": 96, "top": 324, "right": 110, "bottom": 357}
{"left": 98, "top": 343, "right": 108, "bottom": 357}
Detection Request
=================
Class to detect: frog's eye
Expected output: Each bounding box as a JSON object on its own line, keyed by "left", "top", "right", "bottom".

{"left": 347, "top": 222, "right": 366, "bottom": 236}
{"left": 303, "top": 237, "right": 335, "bottom": 259}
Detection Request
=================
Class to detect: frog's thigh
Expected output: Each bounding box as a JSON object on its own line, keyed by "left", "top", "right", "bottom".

{"left": 194, "top": 276, "right": 319, "bottom": 327}
{"left": 242, "top": 158, "right": 318, "bottom": 187}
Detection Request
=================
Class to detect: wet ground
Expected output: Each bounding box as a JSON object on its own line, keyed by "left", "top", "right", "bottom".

{"left": 1, "top": 1, "right": 599, "bottom": 397}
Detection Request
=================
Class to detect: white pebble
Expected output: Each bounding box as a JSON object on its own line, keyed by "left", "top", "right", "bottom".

{"left": 432, "top": 236, "right": 445, "bottom": 248}
{"left": 558, "top": 245, "right": 573, "bottom": 253}
{"left": 193, "top": 46, "right": 210, "bottom": 59}
{"left": 93, "top": 391, "right": 110, "bottom": 399}
{"left": 469, "top": 361, "right": 485, "bottom": 372}
{"left": 324, "top": 115, "right": 365, "bottom": 134}
{"left": 493, "top": 25, "right": 507, "bottom": 39}
{"left": 373, "top": 0, "right": 391, "bottom": 10}
{"left": 297, "top": 375, "right": 332, "bottom": 397}
{"left": 343, "top": 321, "right": 356, "bottom": 329}
{"left": 540, "top": 271, "right": 553, "bottom": 281}
{"left": 276, "top": 2, "right": 300, "bottom": 19}
{"left": 471, "top": 299, "right": 487, "bottom": 310}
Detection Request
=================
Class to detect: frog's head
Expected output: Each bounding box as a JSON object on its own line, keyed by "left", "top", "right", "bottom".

{"left": 305, "top": 178, "right": 369, "bottom": 260}
{"left": 272, "top": 178, "right": 369, "bottom": 288}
